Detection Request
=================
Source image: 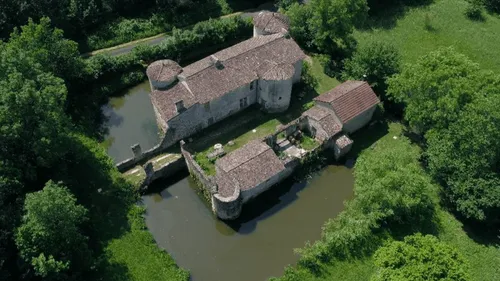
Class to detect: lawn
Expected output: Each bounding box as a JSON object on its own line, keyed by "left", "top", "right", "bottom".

{"left": 355, "top": 0, "right": 500, "bottom": 72}
{"left": 190, "top": 58, "right": 339, "bottom": 175}
{"left": 100, "top": 206, "right": 190, "bottom": 281}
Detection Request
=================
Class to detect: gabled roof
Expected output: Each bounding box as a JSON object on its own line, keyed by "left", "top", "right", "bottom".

{"left": 314, "top": 81, "right": 380, "bottom": 123}
{"left": 150, "top": 33, "right": 305, "bottom": 122}
{"left": 254, "top": 12, "right": 290, "bottom": 34}
{"left": 215, "top": 140, "right": 285, "bottom": 197}
{"left": 303, "top": 105, "right": 342, "bottom": 138}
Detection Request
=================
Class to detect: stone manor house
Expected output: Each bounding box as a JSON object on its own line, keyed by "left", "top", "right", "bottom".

{"left": 147, "top": 12, "right": 304, "bottom": 148}
{"left": 142, "top": 11, "right": 380, "bottom": 219}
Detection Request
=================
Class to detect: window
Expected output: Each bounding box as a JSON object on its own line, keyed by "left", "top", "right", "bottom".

{"left": 240, "top": 97, "right": 248, "bottom": 109}
{"left": 278, "top": 97, "right": 282, "bottom": 100}
{"left": 250, "top": 81, "right": 254, "bottom": 90}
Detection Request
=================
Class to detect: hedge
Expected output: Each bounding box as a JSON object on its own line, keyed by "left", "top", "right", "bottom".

{"left": 80, "top": 16, "right": 253, "bottom": 100}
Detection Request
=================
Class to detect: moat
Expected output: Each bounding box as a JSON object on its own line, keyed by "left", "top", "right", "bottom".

{"left": 104, "top": 81, "right": 354, "bottom": 281}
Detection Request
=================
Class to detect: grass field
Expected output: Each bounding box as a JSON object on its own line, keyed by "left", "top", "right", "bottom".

{"left": 355, "top": 0, "right": 500, "bottom": 72}
{"left": 100, "top": 206, "right": 190, "bottom": 281}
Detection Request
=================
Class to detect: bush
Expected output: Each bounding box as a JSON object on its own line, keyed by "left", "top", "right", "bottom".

{"left": 465, "top": 0, "right": 485, "bottom": 21}
{"left": 372, "top": 234, "right": 470, "bottom": 281}
{"left": 289, "top": 134, "right": 437, "bottom": 276}
{"left": 485, "top": 0, "right": 500, "bottom": 13}
{"left": 342, "top": 41, "right": 401, "bottom": 96}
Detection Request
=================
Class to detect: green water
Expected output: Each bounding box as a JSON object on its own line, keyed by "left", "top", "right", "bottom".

{"left": 102, "top": 81, "right": 160, "bottom": 163}
{"left": 142, "top": 166, "right": 354, "bottom": 281}
{"left": 104, "top": 80, "right": 354, "bottom": 281}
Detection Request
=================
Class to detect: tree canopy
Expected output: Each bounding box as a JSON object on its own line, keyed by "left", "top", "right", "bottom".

{"left": 386, "top": 47, "right": 484, "bottom": 133}
{"left": 285, "top": 0, "right": 368, "bottom": 58}
{"left": 342, "top": 41, "right": 401, "bottom": 95}
{"left": 15, "top": 181, "right": 91, "bottom": 279}
{"left": 387, "top": 47, "right": 500, "bottom": 222}
{"left": 372, "top": 234, "right": 470, "bottom": 281}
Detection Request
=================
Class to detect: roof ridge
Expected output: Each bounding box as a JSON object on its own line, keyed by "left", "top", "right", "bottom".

{"left": 222, "top": 34, "right": 284, "bottom": 64}
{"left": 330, "top": 80, "right": 367, "bottom": 101}
{"left": 187, "top": 34, "right": 284, "bottom": 81}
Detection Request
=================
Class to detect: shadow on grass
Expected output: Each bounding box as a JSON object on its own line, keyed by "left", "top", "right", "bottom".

{"left": 361, "top": 0, "right": 434, "bottom": 30}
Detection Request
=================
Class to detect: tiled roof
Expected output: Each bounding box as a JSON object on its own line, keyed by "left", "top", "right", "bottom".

{"left": 150, "top": 82, "right": 196, "bottom": 121}
{"left": 335, "top": 135, "right": 353, "bottom": 149}
{"left": 254, "top": 12, "right": 290, "bottom": 34}
{"left": 146, "top": 59, "right": 182, "bottom": 81}
{"left": 261, "top": 63, "right": 295, "bottom": 81}
{"left": 215, "top": 140, "right": 285, "bottom": 197}
{"left": 152, "top": 33, "right": 305, "bottom": 121}
{"left": 314, "top": 81, "right": 379, "bottom": 123}
{"left": 303, "top": 105, "right": 342, "bottom": 138}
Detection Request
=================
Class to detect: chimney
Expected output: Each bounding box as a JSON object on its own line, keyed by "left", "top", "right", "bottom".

{"left": 175, "top": 100, "right": 186, "bottom": 113}
{"left": 210, "top": 55, "right": 224, "bottom": 70}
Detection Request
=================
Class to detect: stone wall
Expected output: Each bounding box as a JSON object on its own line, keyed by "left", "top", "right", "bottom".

{"left": 116, "top": 143, "right": 163, "bottom": 172}
{"left": 258, "top": 74, "right": 293, "bottom": 113}
{"left": 180, "top": 141, "right": 217, "bottom": 195}
{"left": 343, "top": 105, "right": 377, "bottom": 134}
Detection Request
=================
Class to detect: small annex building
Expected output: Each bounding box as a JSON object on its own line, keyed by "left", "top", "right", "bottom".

{"left": 313, "top": 80, "right": 380, "bottom": 134}
{"left": 147, "top": 12, "right": 305, "bottom": 149}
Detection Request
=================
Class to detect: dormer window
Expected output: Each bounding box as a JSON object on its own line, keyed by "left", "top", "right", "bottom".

{"left": 175, "top": 100, "right": 186, "bottom": 113}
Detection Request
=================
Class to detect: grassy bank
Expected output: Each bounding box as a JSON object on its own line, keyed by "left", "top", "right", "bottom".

{"left": 271, "top": 122, "right": 500, "bottom": 281}
{"left": 355, "top": 0, "right": 500, "bottom": 72}
{"left": 100, "top": 206, "right": 189, "bottom": 281}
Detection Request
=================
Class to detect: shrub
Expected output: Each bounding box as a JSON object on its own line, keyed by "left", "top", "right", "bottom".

{"left": 290, "top": 134, "right": 437, "bottom": 275}
{"left": 372, "top": 234, "right": 470, "bottom": 281}
{"left": 342, "top": 41, "right": 401, "bottom": 96}
{"left": 465, "top": 0, "right": 485, "bottom": 21}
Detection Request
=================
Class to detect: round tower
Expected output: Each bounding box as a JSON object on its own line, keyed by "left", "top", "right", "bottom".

{"left": 253, "top": 12, "right": 290, "bottom": 37}
{"left": 146, "top": 59, "right": 182, "bottom": 91}
{"left": 258, "top": 63, "right": 294, "bottom": 113}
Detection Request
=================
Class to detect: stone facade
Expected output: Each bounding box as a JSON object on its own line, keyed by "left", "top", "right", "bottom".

{"left": 148, "top": 12, "right": 305, "bottom": 150}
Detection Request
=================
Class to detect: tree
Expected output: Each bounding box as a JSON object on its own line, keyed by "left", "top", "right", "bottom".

{"left": 342, "top": 41, "right": 401, "bottom": 96}
{"left": 372, "top": 233, "right": 470, "bottom": 281}
{"left": 15, "top": 181, "right": 91, "bottom": 279}
{"left": 308, "top": 0, "right": 368, "bottom": 58}
{"left": 425, "top": 91, "right": 500, "bottom": 221}
{"left": 386, "top": 47, "right": 486, "bottom": 133}
{"left": 6, "top": 17, "right": 84, "bottom": 82}
{"left": 284, "top": 3, "right": 315, "bottom": 50}
{"left": 354, "top": 135, "right": 436, "bottom": 228}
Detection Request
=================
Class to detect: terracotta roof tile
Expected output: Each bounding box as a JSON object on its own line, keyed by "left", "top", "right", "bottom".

{"left": 314, "top": 81, "right": 379, "bottom": 123}
{"left": 215, "top": 141, "right": 285, "bottom": 197}
{"left": 335, "top": 135, "right": 353, "bottom": 149}
{"left": 146, "top": 59, "right": 182, "bottom": 81}
{"left": 150, "top": 82, "right": 196, "bottom": 121}
{"left": 152, "top": 32, "right": 305, "bottom": 123}
{"left": 254, "top": 12, "right": 290, "bottom": 34}
{"left": 303, "top": 105, "right": 342, "bottom": 138}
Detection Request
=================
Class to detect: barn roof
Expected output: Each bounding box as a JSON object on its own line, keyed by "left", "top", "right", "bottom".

{"left": 314, "top": 81, "right": 380, "bottom": 123}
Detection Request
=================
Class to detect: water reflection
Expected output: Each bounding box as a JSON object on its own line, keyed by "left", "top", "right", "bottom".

{"left": 143, "top": 165, "right": 354, "bottom": 281}
{"left": 102, "top": 81, "right": 160, "bottom": 163}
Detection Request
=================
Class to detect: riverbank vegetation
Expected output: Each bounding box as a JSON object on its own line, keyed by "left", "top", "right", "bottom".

{"left": 0, "top": 0, "right": 267, "bottom": 52}
{"left": 271, "top": 0, "right": 500, "bottom": 280}
{"left": 0, "top": 15, "right": 190, "bottom": 281}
